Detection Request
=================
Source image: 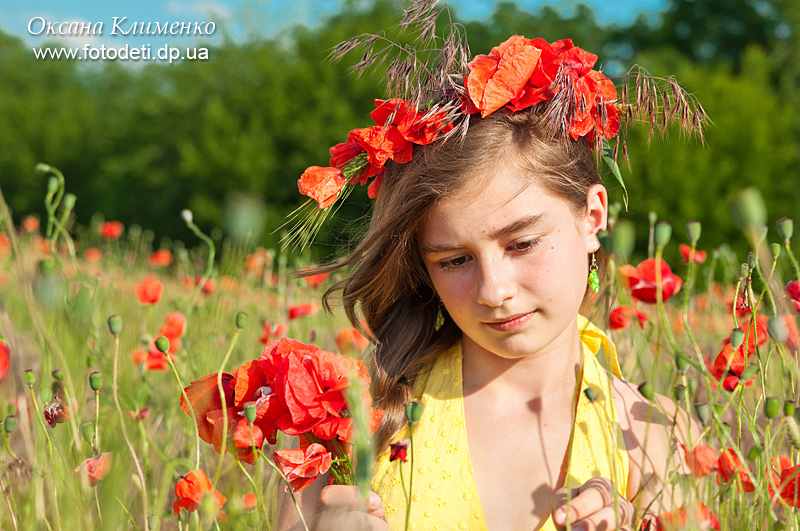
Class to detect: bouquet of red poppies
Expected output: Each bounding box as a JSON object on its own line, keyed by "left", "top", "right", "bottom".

{"left": 181, "top": 337, "right": 384, "bottom": 491}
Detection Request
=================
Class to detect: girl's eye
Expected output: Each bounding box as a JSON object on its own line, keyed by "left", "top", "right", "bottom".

{"left": 439, "top": 255, "right": 469, "bottom": 271}
{"left": 509, "top": 238, "right": 541, "bottom": 252}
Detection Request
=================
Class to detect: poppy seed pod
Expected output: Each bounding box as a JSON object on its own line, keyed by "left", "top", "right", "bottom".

{"left": 4, "top": 415, "right": 17, "bottom": 434}
{"left": 731, "top": 328, "right": 745, "bottom": 349}
{"left": 236, "top": 312, "right": 248, "bottom": 330}
{"left": 770, "top": 243, "right": 781, "bottom": 260}
{"left": 51, "top": 369, "right": 64, "bottom": 382}
{"left": 687, "top": 379, "right": 698, "bottom": 395}
{"left": 638, "top": 382, "right": 655, "bottom": 401}
{"left": 747, "top": 251, "right": 757, "bottom": 271}
{"left": 694, "top": 402, "right": 710, "bottom": 425}
{"left": 89, "top": 371, "right": 103, "bottom": 391}
{"left": 107, "top": 315, "right": 122, "bottom": 336}
{"left": 24, "top": 369, "right": 36, "bottom": 386}
{"left": 777, "top": 217, "right": 794, "bottom": 243}
{"left": 47, "top": 176, "right": 59, "bottom": 194}
{"left": 583, "top": 388, "right": 597, "bottom": 402}
{"left": 39, "top": 386, "right": 53, "bottom": 404}
{"left": 675, "top": 352, "right": 690, "bottom": 373}
{"left": 730, "top": 187, "right": 767, "bottom": 230}
{"left": 765, "top": 398, "right": 781, "bottom": 420}
{"left": 768, "top": 317, "right": 788, "bottom": 343}
{"left": 740, "top": 364, "right": 759, "bottom": 383}
{"left": 404, "top": 401, "right": 424, "bottom": 425}
{"left": 80, "top": 422, "right": 95, "bottom": 443}
{"left": 654, "top": 221, "right": 672, "bottom": 250}
{"left": 648, "top": 211, "right": 658, "bottom": 225}
{"left": 244, "top": 402, "right": 256, "bottom": 425}
{"left": 611, "top": 219, "right": 636, "bottom": 259}
{"left": 673, "top": 385, "right": 686, "bottom": 401}
{"left": 62, "top": 193, "right": 76, "bottom": 211}
{"left": 685, "top": 221, "right": 702, "bottom": 245}
{"left": 39, "top": 258, "right": 56, "bottom": 277}
{"left": 155, "top": 336, "right": 170, "bottom": 354}
{"left": 784, "top": 401, "right": 796, "bottom": 417}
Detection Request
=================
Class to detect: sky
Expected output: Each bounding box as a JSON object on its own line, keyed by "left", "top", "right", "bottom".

{"left": 1, "top": 0, "right": 667, "bottom": 50}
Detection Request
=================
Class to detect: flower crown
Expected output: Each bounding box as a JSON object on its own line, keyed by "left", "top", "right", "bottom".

{"left": 285, "top": 2, "right": 707, "bottom": 248}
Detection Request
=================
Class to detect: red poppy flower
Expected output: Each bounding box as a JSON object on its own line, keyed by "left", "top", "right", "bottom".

{"left": 172, "top": 469, "right": 227, "bottom": 520}
{"left": 43, "top": 393, "right": 77, "bottom": 427}
{"left": 568, "top": 69, "right": 620, "bottom": 141}
{"left": 304, "top": 272, "right": 329, "bottom": 288}
{"left": 135, "top": 276, "right": 164, "bottom": 305}
{"left": 0, "top": 339, "right": 9, "bottom": 382}
{"left": 335, "top": 327, "right": 370, "bottom": 353}
{"left": 128, "top": 407, "right": 151, "bottom": 421}
{"left": 778, "top": 464, "right": 800, "bottom": 507}
{"left": 787, "top": 281, "right": 800, "bottom": 313}
{"left": 149, "top": 249, "right": 173, "bottom": 267}
{"left": 708, "top": 342, "right": 755, "bottom": 392}
{"left": 259, "top": 321, "right": 287, "bottom": 344}
{"left": 158, "top": 312, "right": 186, "bottom": 340}
{"left": 389, "top": 439, "right": 409, "bottom": 462}
{"left": 655, "top": 502, "right": 719, "bottom": 531}
{"left": 717, "top": 448, "right": 755, "bottom": 491}
{"left": 679, "top": 443, "right": 717, "bottom": 478}
{"left": 608, "top": 306, "right": 649, "bottom": 330}
{"left": 679, "top": 244, "right": 707, "bottom": 264}
{"left": 298, "top": 166, "right": 346, "bottom": 209}
{"left": 619, "top": 258, "right": 683, "bottom": 304}
{"left": 74, "top": 452, "right": 112, "bottom": 487}
{"left": 243, "top": 492, "right": 257, "bottom": 512}
{"left": 22, "top": 215, "right": 40, "bottom": 233}
{"left": 83, "top": 247, "right": 102, "bottom": 263}
{"left": 144, "top": 352, "right": 171, "bottom": 372}
{"left": 99, "top": 221, "right": 123, "bottom": 240}
{"left": 288, "top": 303, "right": 317, "bottom": 320}
{"left": 784, "top": 314, "right": 799, "bottom": 352}
{"left": 370, "top": 98, "right": 453, "bottom": 146}
{"left": 273, "top": 443, "right": 332, "bottom": 492}
{"left": 181, "top": 373, "right": 236, "bottom": 446}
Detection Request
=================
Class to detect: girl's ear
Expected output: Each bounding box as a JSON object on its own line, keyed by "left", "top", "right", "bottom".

{"left": 584, "top": 184, "right": 608, "bottom": 252}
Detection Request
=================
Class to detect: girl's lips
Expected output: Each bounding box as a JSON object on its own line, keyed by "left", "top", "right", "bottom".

{"left": 485, "top": 311, "right": 535, "bottom": 332}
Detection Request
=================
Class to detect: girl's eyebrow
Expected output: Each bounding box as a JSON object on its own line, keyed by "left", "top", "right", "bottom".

{"left": 421, "top": 213, "right": 546, "bottom": 254}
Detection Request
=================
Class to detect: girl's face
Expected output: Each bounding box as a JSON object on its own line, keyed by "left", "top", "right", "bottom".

{"left": 418, "top": 163, "right": 607, "bottom": 361}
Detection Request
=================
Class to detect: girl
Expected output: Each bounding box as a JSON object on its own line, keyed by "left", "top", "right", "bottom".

{"left": 279, "top": 20, "right": 704, "bottom": 531}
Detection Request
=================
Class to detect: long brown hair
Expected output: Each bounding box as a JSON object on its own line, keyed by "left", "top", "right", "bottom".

{"left": 320, "top": 106, "right": 607, "bottom": 454}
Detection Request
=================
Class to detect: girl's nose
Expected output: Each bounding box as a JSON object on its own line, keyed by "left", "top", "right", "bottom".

{"left": 475, "top": 258, "right": 515, "bottom": 308}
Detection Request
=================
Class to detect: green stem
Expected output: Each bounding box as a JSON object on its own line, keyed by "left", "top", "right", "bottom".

{"left": 184, "top": 218, "right": 216, "bottom": 319}
{"left": 785, "top": 242, "right": 800, "bottom": 282}
{"left": 213, "top": 328, "right": 241, "bottom": 488}
{"left": 165, "top": 352, "right": 202, "bottom": 470}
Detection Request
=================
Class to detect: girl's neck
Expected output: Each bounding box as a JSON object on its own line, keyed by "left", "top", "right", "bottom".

{"left": 460, "top": 321, "right": 583, "bottom": 403}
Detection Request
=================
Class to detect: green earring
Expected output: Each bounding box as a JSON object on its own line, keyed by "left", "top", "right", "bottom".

{"left": 588, "top": 252, "right": 599, "bottom": 293}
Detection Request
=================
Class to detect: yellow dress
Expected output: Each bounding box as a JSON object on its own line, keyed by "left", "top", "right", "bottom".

{"left": 372, "top": 316, "right": 629, "bottom": 531}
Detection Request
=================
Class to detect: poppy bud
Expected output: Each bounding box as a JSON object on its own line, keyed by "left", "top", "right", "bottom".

{"left": 107, "top": 315, "right": 122, "bottom": 336}
{"left": 35, "top": 162, "right": 53, "bottom": 176}
{"left": 89, "top": 371, "right": 103, "bottom": 391}
{"left": 24, "top": 369, "right": 36, "bottom": 386}
{"left": 770, "top": 243, "right": 781, "bottom": 260}
{"left": 740, "top": 364, "right": 759, "bottom": 383}
{"left": 181, "top": 209, "right": 193, "bottom": 224}
{"left": 752, "top": 225, "right": 768, "bottom": 246}
{"left": 673, "top": 385, "right": 686, "bottom": 401}
{"left": 784, "top": 401, "right": 796, "bottom": 417}
{"left": 685, "top": 221, "right": 702, "bottom": 246}
{"left": 768, "top": 317, "right": 788, "bottom": 343}
{"left": 404, "top": 401, "right": 424, "bottom": 425}
{"left": 51, "top": 369, "right": 64, "bottom": 382}
{"left": 648, "top": 211, "right": 658, "bottom": 225}
{"left": 47, "top": 176, "right": 59, "bottom": 194}
{"left": 155, "top": 336, "right": 170, "bottom": 354}
{"left": 236, "top": 312, "right": 248, "bottom": 330}
{"left": 638, "top": 382, "right": 655, "bottom": 401}
{"left": 687, "top": 379, "right": 698, "bottom": 395}
{"left": 694, "top": 402, "right": 710, "bottom": 425}
{"left": 583, "top": 388, "right": 597, "bottom": 402}
{"left": 777, "top": 217, "right": 794, "bottom": 243}
{"left": 747, "top": 251, "right": 757, "bottom": 271}
{"left": 62, "top": 193, "right": 76, "bottom": 211}
{"left": 730, "top": 187, "right": 767, "bottom": 230}
{"left": 747, "top": 445, "right": 763, "bottom": 461}
{"left": 731, "top": 328, "right": 745, "bottom": 349}
{"left": 39, "top": 258, "right": 56, "bottom": 277}
{"left": 654, "top": 221, "right": 672, "bottom": 250}
{"left": 738, "top": 263, "right": 749, "bottom": 281}
{"left": 4, "top": 415, "right": 17, "bottom": 434}
{"left": 244, "top": 402, "right": 256, "bottom": 425}
{"left": 765, "top": 398, "right": 781, "bottom": 420}
{"left": 674, "top": 353, "right": 690, "bottom": 373}
{"left": 80, "top": 422, "right": 95, "bottom": 443}
{"left": 40, "top": 386, "right": 53, "bottom": 404}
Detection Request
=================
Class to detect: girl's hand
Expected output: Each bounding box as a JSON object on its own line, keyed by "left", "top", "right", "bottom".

{"left": 551, "top": 477, "right": 635, "bottom": 531}
{"left": 315, "top": 485, "right": 388, "bottom": 531}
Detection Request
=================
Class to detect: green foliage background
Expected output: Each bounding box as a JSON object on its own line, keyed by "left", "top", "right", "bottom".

{"left": 0, "top": 0, "right": 798, "bottom": 261}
